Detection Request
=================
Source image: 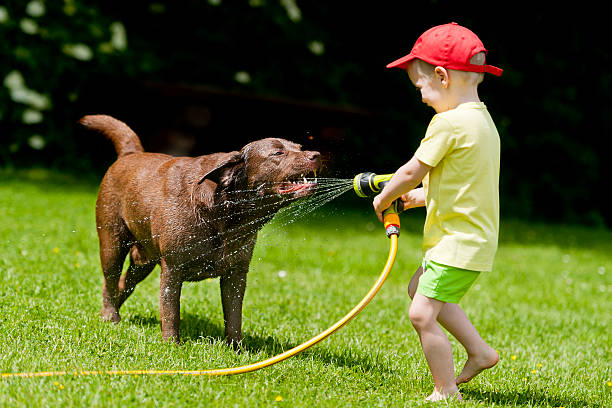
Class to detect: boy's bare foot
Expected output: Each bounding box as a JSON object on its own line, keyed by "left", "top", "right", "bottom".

{"left": 456, "top": 347, "right": 499, "bottom": 385}
{"left": 425, "top": 388, "right": 462, "bottom": 402}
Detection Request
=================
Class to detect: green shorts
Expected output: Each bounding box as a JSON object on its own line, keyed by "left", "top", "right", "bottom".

{"left": 416, "top": 260, "right": 480, "bottom": 303}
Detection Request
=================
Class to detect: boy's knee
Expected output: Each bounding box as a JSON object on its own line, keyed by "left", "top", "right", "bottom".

{"left": 408, "top": 304, "right": 432, "bottom": 331}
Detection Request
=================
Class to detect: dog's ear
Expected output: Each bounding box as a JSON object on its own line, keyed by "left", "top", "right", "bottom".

{"left": 198, "top": 152, "right": 243, "bottom": 186}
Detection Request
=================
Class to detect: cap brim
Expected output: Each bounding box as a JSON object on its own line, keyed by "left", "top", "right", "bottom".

{"left": 386, "top": 53, "right": 416, "bottom": 69}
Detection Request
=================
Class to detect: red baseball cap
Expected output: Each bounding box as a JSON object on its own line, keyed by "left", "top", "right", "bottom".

{"left": 387, "top": 22, "right": 503, "bottom": 76}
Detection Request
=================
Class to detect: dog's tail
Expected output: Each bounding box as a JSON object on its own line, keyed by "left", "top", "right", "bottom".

{"left": 79, "top": 115, "right": 144, "bottom": 158}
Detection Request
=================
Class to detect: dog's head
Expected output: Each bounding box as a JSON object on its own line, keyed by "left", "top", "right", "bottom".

{"left": 199, "top": 138, "right": 321, "bottom": 200}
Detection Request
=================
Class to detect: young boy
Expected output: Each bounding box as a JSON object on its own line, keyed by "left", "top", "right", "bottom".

{"left": 373, "top": 23, "right": 502, "bottom": 402}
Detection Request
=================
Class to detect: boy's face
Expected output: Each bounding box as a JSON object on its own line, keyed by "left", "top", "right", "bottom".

{"left": 406, "top": 62, "right": 449, "bottom": 113}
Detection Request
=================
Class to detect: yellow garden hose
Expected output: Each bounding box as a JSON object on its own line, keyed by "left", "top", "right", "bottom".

{"left": 1, "top": 208, "right": 400, "bottom": 379}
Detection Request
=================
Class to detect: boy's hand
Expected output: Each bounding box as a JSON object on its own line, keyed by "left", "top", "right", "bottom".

{"left": 400, "top": 187, "right": 426, "bottom": 209}
{"left": 372, "top": 156, "right": 431, "bottom": 223}
{"left": 373, "top": 194, "right": 392, "bottom": 223}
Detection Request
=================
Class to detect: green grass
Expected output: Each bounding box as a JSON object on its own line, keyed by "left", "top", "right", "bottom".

{"left": 0, "top": 169, "right": 610, "bottom": 407}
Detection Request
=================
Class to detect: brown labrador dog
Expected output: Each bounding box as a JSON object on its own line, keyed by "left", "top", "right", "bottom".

{"left": 80, "top": 115, "right": 321, "bottom": 348}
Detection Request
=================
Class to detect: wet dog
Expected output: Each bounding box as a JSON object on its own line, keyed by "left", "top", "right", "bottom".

{"left": 81, "top": 115, "right": 321, "bottom": 347}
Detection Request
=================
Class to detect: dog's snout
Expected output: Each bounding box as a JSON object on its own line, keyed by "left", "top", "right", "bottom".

{"left": 306, "top": 151, "right": 321, "bottom": 162}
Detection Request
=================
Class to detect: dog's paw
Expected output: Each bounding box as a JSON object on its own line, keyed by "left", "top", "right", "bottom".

{"left": 161, "top": 333, "right": 181, "bottom": 345}
{"left": 225, "top": 337, "right": 244, "bottom": 353}
{"left": 100, "top": 307, "right": 121, "bottom": 323}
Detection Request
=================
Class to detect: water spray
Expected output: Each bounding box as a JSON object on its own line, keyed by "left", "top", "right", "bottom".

{"left": 2, "top": 174, "right": 402, "bottom": 379}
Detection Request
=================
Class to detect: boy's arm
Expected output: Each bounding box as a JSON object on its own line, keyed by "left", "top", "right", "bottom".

{"left": 373, "top": 155, "right": 431, "bottom": 222}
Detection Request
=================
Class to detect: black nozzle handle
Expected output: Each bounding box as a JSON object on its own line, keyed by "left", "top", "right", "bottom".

{"left": 354, "top": 172, "right": 395, "bottom": 198}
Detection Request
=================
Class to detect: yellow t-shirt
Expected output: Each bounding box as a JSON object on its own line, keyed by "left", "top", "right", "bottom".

{"left": 414, "top": 102, "right": 500, "bottom": 272}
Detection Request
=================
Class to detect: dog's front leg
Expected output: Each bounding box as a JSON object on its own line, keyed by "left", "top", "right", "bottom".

{"left": 159, "top": 259, "right": 183, "bottom": 344}
{"left": 220, "top": 268, "right": 247, "bottom": 350}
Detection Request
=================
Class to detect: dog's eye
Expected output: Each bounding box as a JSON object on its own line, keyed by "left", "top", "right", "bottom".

{"left": 271, "top": 151, "right": 284, "bottom": 156}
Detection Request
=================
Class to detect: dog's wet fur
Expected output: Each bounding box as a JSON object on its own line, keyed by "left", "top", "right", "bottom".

{"left": 81, "top": 115, "right": 321, "bottom": 348}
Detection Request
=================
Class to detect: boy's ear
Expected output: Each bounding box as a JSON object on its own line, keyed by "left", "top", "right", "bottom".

{"left": 434, "top": 66, "right": 450, "bottom": 88}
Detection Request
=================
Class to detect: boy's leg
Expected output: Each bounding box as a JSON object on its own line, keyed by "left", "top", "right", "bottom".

{"left": 407, "top": 265, "right": 423, "bottom": 300}
{"left": 408, "top": 267, "right": 498, "bottom": 385}
{"left": 436, "top": 304, "right": 499, "bottom": 385}
{"left": 408, "top": 292, "right": 459, "bottom": 400}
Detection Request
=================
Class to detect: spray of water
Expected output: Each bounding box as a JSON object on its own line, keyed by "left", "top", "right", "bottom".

{"left": 269, "top": 177, "right": 354, "bottom": 225}
{"left": 174, "top": 177, "right": 355, "bottom": 269}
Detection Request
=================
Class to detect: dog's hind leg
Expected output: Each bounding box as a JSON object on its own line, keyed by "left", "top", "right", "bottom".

{"left": 117, "top": 245, "right": 156, "bottom": 309}
{"left": 98, "top": 226, "right": 131, "bottom": 323}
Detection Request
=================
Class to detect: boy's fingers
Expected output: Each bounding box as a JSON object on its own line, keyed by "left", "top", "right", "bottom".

{"left": 374, "top": 205, "right": 386, "bottom": 223}
{"left": 373, "top": 204, "right": 382, "bottom": 222}
{"left": 372, "top": 197, "right": 384, "bottom": 223}
{"left": 400, "top": 195, "right": 411, "bottom": 209}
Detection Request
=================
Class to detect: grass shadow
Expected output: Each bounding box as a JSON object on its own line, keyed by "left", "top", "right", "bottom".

{"left": 129, "top": 311, "right": 392, "bottom": 375}
{"left": 497, "top": 217, "right": 612, "bottom": 253}
{"left": 128, "top": 314, "right": 160, "bottom": 327}
{"left": 0, "top": 168, "right": 100, "bottom": 193}
{"left": 462, "top": 387, "right": 601, "bottom": 408}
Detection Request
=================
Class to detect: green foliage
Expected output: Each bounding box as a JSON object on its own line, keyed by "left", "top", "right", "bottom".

{"left": 1, "top": 0, "right": 128, "bottom": 170}
{"left": 0, "top": 171, "right": 611, "bottom": 406}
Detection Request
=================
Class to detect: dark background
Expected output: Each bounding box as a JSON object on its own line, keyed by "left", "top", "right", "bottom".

{"left": 1, "top": 1, "right": 610, "bottom": 227}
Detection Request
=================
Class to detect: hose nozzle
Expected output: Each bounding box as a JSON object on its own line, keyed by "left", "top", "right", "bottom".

{"left": 353, "top": 172, "right": 394, "bottom": 197}
{"left": 353, "top": 172, "right": 402, "bottom": 237}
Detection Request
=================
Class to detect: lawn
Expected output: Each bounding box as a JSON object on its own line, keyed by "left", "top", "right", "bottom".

{"left": 0, "top": 169, "right": 610, "bottom": 407}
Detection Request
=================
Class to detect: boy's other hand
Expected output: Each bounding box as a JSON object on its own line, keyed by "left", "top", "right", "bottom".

{"left": 400, "top": 187, "right": 426, "bottom": 210}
